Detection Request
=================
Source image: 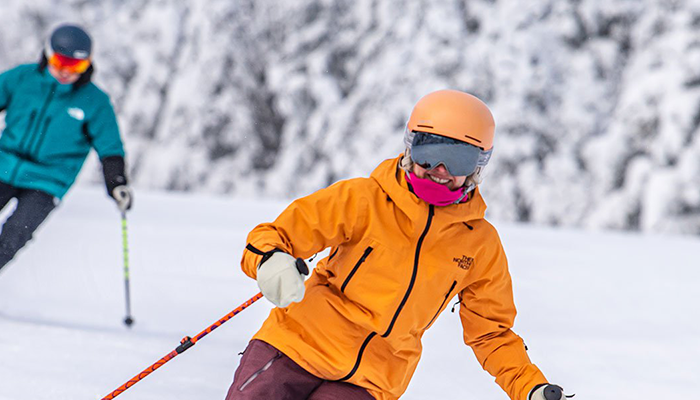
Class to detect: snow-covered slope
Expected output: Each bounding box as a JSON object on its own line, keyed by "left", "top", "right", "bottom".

{"left": 1, "top": 1, "right": 700, "bottom": 233}
{"left": 0, "top": 186, "right": 698, "bottom": 399}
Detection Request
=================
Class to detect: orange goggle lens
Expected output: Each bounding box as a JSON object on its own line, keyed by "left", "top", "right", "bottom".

{"left": 48, "top": 53, "right": 90, "bottom": 74}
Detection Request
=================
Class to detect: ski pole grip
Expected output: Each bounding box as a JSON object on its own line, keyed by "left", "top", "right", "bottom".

{"left": 295, "top": 258, "right": 309, "bottom": 276}
{"left": 543, "top": 384, "right": 563, "bottom": 400}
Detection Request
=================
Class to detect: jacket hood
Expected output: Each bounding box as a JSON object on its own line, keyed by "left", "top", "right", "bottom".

{"left": 369, "top": 155, "right": 487, "bottom": 223}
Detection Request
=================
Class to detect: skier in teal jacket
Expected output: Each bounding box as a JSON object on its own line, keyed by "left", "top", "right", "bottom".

{"left": 0, "top": 24, "right": 132, "bottom": 271}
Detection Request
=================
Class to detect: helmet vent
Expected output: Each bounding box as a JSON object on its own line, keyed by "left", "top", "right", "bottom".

{"left": 464, "top": 135, "right": 482, "bottom": 143}
{"left": 417, "top": 124, "right": 434, "bottom": 129}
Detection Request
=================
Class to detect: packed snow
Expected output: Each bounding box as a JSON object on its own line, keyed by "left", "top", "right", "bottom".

{"left": 0, "top": 185, "right": 698, "bottom": 400}
{"left": 2, "top": 0, "right": 700, "bottom": 233}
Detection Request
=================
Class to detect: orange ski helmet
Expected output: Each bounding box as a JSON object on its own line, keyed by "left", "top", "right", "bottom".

{"left": 404, "top": 90, "right": 495, "bottom": 177}
{"left": 406, "top": 89, "right": 495, "bottom": 150}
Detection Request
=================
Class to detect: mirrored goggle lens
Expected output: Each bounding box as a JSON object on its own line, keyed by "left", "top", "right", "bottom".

{"left": 48, "top": 53, "right": 90, "bottom": 74}
{"left": 410, "top": 131, "right": 489, "bottom": 176}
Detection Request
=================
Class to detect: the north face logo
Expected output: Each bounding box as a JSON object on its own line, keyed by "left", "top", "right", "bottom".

{"left": 453, "top": 255, "right": 474, "bottom": 270}
{"left": 68, "top": 107, "right": 85, "bottom": 121}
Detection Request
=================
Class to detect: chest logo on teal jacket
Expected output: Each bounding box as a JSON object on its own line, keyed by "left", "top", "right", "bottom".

{"left": 68, "top": 107, "right": 85, "bottom": 121}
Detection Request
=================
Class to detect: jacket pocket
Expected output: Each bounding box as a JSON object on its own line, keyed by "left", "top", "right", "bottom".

{"left": 340, "top": 246, "right": 373, "bottom": 293}
{"left": 422, "top": 280, "right": 457, "bottom": 330}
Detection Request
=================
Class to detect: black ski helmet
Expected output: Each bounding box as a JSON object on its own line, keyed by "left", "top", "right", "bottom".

{"left": 49, "top": 24, "right": 92, "bottom": 60}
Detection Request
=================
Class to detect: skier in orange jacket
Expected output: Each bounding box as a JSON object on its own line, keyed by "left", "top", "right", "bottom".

{"left": 225, "top": 90, "right": 568, "bottom": 400}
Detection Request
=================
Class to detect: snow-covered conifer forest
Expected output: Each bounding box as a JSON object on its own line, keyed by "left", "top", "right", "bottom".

{"left": 3, "top": 2, "right": 700, "bottom": 400}
{"left": 1, "top": 0, "right": 700, "bottom": 233}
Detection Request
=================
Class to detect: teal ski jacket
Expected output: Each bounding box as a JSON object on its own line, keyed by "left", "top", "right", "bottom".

{"left": 0, "top": 63, "right": 125, "bottom": 199}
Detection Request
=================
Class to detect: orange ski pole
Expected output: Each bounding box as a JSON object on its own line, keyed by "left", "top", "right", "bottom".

{"left": 101, "top": 292, "right": 263, "bottom": 400}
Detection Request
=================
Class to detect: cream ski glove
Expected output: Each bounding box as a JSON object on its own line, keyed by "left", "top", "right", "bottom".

{"left": 257, "top": 252, "right": 307, "bottom": 308}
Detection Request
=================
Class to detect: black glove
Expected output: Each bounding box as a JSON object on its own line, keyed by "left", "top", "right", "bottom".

{"left": 102, "top": 155, "right": 132, "bottom": 211}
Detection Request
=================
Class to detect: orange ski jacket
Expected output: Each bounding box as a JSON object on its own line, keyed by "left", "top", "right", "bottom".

{"left": 241, "top": 156, "right": 547, "bottom": 400}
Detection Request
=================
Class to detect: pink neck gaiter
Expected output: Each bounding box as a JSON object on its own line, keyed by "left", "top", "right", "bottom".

{"left": 406, "top": 172, "right": 469, "bottom": 206}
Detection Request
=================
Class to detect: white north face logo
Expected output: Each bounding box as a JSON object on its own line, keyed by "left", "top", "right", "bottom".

{"left": 72, "top": 50, "right": 89, "bottom": 59}
{"left": 68, "top": 107, "right": 85, "bottom": 121}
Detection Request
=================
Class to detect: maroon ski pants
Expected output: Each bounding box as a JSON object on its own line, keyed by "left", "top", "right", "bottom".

{"left": 225, "top": 339, "right": 375, "bottom": 400}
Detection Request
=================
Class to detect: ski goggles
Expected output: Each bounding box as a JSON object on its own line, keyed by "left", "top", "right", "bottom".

{"left": 409, "top": 131, "right": 492, "bottom": 177}
{"left": 47, "top": 52, "right": 91, "bottom": 74}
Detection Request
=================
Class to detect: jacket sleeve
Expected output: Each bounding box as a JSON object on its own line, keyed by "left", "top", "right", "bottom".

{"left": 458, "top": 227, "right": 547, "bottom": 400}
{"left": 241, "top": 179, "right": 368, "bottom": 279}
{"left": 0, "top": 66, "right": 21, "bottom": 111}
{"left": 86, "top": 94, "right": 125, "bottom": 159}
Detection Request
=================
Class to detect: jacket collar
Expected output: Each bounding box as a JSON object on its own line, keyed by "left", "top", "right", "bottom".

{"left": 38, "top": 67, "right": 77, "bottom": 95}
{"left": 370, "top": 156, "right": 487, "bottom": 223}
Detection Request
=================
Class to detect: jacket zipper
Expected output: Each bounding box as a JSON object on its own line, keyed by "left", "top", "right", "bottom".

{"left": 340, "top": 246, "right": 373, "bottom": 293}
{"left": 238, "top": 352, "right": 282, "bottom": 391}
{"left": 422, "top": 280, "right": 457, "bottom": 330}
{"left": 338, "top": 205, "right": 434, "bottom": 381}
{"left": 382, "top": 205, "right": 434, "bottom": 338}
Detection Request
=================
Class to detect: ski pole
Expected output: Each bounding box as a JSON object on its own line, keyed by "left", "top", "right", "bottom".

{"left": 101, "top": 292, "right": 264, "bottom": 400}
{"left": 100, "top": 257, "right": 309, "bottom": 399}
{"left": 121, "top": 211, "right": 134, "bottom": 327}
